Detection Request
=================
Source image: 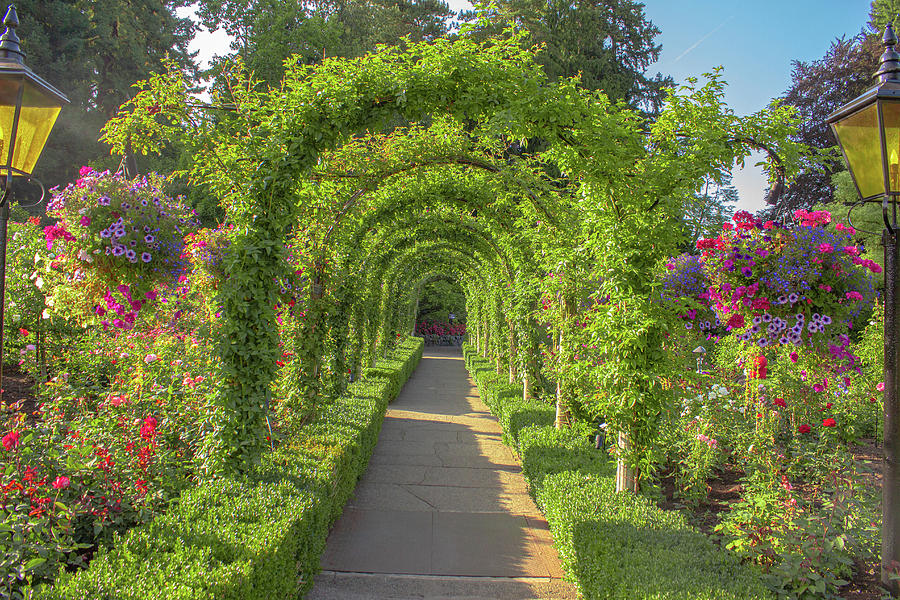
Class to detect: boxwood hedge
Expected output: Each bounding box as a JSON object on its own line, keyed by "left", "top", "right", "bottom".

{"left": 462, "top": 344, "right": 773, "bottom": 600}
{"left": 42, "top": 337, "right": 423, "bottom": 600}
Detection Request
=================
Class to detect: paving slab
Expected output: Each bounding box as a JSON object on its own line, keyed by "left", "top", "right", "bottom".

{"left": 308, "top": 346, "right": 576, "bottom": 599}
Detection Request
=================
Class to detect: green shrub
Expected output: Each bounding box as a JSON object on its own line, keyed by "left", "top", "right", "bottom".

{"left": 462, "top": 343, "right": 772, "bottom": 600}
{"left": 41, "top": 337, "right": 423, "bottom": 600}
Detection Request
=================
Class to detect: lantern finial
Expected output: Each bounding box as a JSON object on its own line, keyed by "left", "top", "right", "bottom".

{"left": 0, "top": 5, "right": 23, "bottom": 63}
{"left": 877, "top": 22, "right": 900, "bottom": 83}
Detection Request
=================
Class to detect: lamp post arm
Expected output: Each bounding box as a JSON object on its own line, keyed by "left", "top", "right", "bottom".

{"left": 885, "top": 194, "right": 895, "bottom": 235}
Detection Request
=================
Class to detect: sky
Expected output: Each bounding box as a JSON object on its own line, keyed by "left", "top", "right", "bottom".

{"left": 180, "top": 0, "right": 874, "bottom": 213}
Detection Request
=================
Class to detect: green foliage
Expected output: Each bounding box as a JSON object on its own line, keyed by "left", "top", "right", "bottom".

{"left": 197, "top": 0, "right": 452, "bottom": 84}
{"left": 40, "top": 338, "right": 423, "bottom": 599}
{"left": 416, "top": 277, "right": 467, "bottom": 324}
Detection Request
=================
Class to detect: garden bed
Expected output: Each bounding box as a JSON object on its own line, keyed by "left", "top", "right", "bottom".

{"left": 36, "top": 337, "right": 423, "bottom": 599}
{"left": 463, "top": 344, "right": 772, "bottom": 600}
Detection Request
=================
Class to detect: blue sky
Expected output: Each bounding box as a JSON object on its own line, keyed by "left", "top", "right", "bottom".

{"left": 642, "top": 0, "right": 872, "bottom": 212}
{"left": 183, "top": 0, "right": 874, "bottom": 212}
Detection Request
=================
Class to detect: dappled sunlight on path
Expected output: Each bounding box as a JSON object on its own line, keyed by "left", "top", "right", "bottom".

{"left": 307, "top": 346, "right": 576, "bottom": 599}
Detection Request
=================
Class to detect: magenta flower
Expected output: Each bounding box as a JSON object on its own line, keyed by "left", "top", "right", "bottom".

{"left": 846, "top": 291, "right": 864, "bottom": 301}
{"left": 79, "top": 215, "right": 91, "bottom": 227}
{"left": 818, "top": 243, "right": 834, "bottom": 253}
{"left": 52, "top": 476, "right": 70, "bottom": 489}
{"left": 2, "top": 431, "right": 19, "bottom": 451}
{"left": 878, "top": 382, "right": 885, "bottom": 391}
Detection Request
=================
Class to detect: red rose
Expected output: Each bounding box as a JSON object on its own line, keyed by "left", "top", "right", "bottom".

{"left": 18, "top": 328, "right": 28, "bottom": 336}
{"left": 2, "top": 431, "right": 19, "bottom": 451}
{"left": 275, "top": 360, "right": 285, "bottom": 367}
{"left": 773, "top": 398, "right": 787, "bottom": 408}
{"left": 822, "top": 418, "right": 837, "bottom": 428}
{"left": 798, "top": 424, "right": 811, "bottom": 434}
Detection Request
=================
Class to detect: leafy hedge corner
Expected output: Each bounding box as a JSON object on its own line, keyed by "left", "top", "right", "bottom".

{"left": 462, "top": 344, "right": 773, "bottom": 600}
{"left": 41, "top": 337, "right": 424, "bottom": 600}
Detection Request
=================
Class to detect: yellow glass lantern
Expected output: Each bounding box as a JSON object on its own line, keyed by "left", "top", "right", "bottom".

{"left": 0, "top": 4, "right": 67, "bottom": 178}
{"left": 828, "top": 25, "right": 900, "bottom": 203}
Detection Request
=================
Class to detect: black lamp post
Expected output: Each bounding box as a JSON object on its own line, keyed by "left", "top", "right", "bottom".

{"left": 827, "top": 23, "right": 900, "bottom": 595}
{"left": 0, "top": 4, "right": 68, "bottom": 402}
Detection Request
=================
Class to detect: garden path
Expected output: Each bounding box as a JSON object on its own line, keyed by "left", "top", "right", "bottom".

{"left": 307, "top": 346, "right": 577, "bottom": 600}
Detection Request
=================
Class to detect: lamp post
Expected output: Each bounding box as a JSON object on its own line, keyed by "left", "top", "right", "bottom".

{"left": 827, "top": 23, "right": 900, "bottom": 595}
{"left": 0, "top": 4, "right": 68, "bottom": 402}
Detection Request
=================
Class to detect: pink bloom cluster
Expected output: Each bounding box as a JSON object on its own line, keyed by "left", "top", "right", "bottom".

{"left": 44, "top": 224, "right": 75, "bottom": 250}
{"left": 794, "top": 209, "right": 831, "bottom": 227}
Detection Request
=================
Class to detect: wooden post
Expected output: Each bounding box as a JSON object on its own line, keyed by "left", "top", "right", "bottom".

{"left": 615, "top": 431, "right": 638, "bottom": 493}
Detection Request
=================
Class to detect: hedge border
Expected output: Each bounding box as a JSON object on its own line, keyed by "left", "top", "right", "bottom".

{"left": 43, "top": 337, "right": 424, "bottom": 600}
{"left": 462, "top": 344, "right": 773, "bottom": 600}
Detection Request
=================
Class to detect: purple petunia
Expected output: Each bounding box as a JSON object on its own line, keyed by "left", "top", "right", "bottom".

{"left": 141, "top": 252, "right": 152, "bottom": 263}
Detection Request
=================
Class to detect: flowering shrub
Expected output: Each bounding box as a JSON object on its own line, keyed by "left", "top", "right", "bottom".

{"left": 0, "top": 323, "right": 214, "bottom": 594}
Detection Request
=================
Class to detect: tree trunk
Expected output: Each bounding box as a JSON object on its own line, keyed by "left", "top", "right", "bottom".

{"left": 554, "top": 328, "right": 570, "bottom": 428}
{"left": 508, "top": 322, "right": 517, "bottom": 384}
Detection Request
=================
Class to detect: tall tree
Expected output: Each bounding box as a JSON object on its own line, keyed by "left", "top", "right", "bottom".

{"left": 459, "top": 0, "right": 672, "bottom": 112}
{"left": 772, "top": 34, "right": 879, "bottom": 217}
{"left": 771, "top": 0, "right": 900, "bottom": 217}
{"left": 197, "top": 0, "right": 452, "bottom": 84}
{"left": 20, "top": 0, "right": 196, "bottom": 196}
{"left": 683, "top": 174, "right": 738, "bottom": 244}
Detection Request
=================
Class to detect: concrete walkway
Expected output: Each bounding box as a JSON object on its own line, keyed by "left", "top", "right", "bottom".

{"left": 307, "top": 347, "right": 577, "bottom": 600}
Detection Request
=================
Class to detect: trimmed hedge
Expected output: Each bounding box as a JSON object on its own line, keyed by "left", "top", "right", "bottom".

{"left": 462, "top": 344, "right": 773, "bottom": 600}
{"left": 42, "top": 337, "right": 424, "bottom": 600}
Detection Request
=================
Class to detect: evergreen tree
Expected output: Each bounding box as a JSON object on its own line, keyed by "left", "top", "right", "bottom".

{"left": 459, "top": 0, "right": 672, "bottom": 112}
{"left": 19, "top": 0, "right": 196, "bottom": 196}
